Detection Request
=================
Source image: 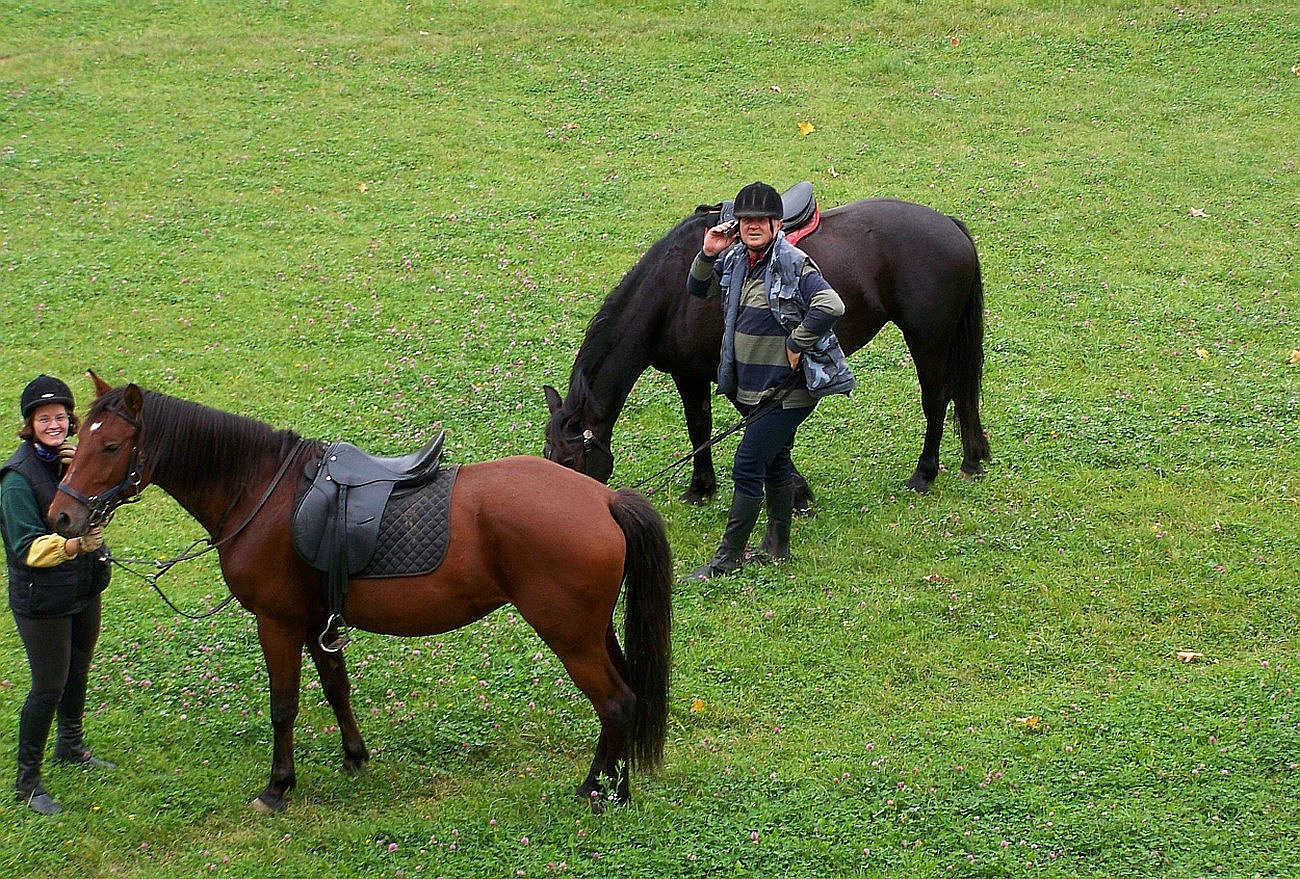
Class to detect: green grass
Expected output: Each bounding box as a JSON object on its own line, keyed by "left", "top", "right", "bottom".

{"left": 2, "top": 1, "right": 1298, "bottom": 876}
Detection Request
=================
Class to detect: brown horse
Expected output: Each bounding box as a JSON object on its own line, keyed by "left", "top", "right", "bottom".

{"left": 48, "top": 373, "right": 672, "bottom": 812}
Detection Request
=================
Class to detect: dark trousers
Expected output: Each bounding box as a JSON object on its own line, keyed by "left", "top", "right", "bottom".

{"left": 13, "top": 595, "right": 101, "bottom": 778}
{"left": 731, "top": 401, "right": 815, "bottom": 499}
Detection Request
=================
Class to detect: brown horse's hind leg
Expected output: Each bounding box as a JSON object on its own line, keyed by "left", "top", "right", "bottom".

{"left": 306, "top": 639, "right": 369, "bottom": 776}
{"left": 573, "top": 627, "right": 635, "bottom": 810}
{"left": 252, "top": 617, "right": 305, "bottom": 813}
{"left": 542, "top": 627, "right": 635, "bottom": 810}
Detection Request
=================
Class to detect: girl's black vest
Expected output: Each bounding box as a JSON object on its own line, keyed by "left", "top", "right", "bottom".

{"left": 1, "top": 443, "right": 109, "bottom": 617}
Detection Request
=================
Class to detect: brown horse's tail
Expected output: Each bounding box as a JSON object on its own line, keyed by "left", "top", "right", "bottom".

{"left": 947, "top": 217, "right": 993, "bottom": 470}
{"left": 609, "top": 488, "right": 672, "bottom": 771}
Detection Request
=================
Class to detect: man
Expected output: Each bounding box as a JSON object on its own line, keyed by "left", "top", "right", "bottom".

{"left": 683, "top": 182, "right": 855, "bottom": 581}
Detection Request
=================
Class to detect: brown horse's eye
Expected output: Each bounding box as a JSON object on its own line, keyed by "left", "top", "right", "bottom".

{"left": 104, "top": 443, "right": 121, "bottom": 453}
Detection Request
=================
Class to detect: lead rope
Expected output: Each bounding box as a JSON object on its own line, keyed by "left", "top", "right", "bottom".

{"left": 630, "top": 369, "right": 802, "bottom": 492}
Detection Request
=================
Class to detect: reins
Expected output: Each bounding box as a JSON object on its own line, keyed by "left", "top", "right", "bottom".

{"left": 629, "top": 370, "right": 802, "bottom": 492}
{"left": 102, "top": 439, "right": 307, "bottom": 620}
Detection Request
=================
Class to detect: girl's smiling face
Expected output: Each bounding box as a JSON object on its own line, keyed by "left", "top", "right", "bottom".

{"left": 30, "top": 402, "right": 71, "bottom": 449}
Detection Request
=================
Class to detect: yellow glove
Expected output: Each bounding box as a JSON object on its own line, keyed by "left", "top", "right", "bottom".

{"left": 58, "top": 442, "right": 76, "bottom": 468}
{"left": 78, "top": 526, "right": 105, "bottom": 554}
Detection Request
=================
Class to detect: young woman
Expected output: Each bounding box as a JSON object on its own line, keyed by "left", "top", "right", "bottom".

{"left": 1, "top": 375, "right": 113, "bottom": 814}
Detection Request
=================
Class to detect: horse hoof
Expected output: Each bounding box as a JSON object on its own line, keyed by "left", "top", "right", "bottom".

{"left": 679, "top": 489, "right": 710, "bottom": 506}
{"left": 904, "top": 475, "right": 933, "bottom": 494}
{"left": 343, "top": 759, "right": 368, "bottom": 777}
{"left": 251, "top": 795, "right": 283, "bottom": 814}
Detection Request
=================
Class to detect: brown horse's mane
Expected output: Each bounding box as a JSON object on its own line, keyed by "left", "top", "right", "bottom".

{"left": 87, "top": 385, "right": 303, "bottom": 491}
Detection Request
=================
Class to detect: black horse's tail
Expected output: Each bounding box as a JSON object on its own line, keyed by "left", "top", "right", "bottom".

{"left": 609, "top": 488, "right": 672, "bottom": 771}
{"left": 947, "top": 217, "right": 992, "bottom": 472}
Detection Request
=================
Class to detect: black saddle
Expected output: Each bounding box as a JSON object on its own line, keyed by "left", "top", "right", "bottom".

{"left": 719, "top": 181, "right": 817, "bottom": 232}
{"left": 290, "top": 432, "right": 447, "bottom": 650}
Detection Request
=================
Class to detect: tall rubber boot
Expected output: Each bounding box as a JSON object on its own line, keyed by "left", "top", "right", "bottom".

{"left": 55, "top": 715, "right": 116, "bottom": 769}
{"left": 15, "top": 705, "right": 60, "bottom": 814}
{"left": 684, "top": 492, "right": 764, "bottom": 581}
{"left": 758, "top": 478, "right": 796, "bottom": 563}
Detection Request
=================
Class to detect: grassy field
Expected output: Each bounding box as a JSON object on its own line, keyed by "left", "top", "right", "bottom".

{"left": 1, "top": 1, "right": 1297, "bottom": 876}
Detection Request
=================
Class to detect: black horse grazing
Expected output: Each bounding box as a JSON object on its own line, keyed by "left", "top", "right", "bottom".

{"left": 544, "top": 196, "right": 991, "bottom": 504}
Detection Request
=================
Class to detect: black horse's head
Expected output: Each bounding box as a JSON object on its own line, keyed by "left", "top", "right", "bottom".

{"left": 542, "top": 384, "right": 615, "bottom": 484}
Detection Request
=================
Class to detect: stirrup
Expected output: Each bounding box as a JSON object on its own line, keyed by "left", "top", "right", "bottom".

{"left": 319, "top": 613, "right": 351, "bottom": 653}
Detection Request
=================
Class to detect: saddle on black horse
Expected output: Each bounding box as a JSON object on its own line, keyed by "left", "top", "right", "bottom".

{"left": 290, "top": 432, "right": 458, "bottom": 651}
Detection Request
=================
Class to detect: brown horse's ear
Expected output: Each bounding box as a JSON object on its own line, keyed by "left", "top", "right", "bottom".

{"left": 87, "top": 369, "right": 112, "bottom": 398}
{"left": 121, "top": 383, "right": 144, "bottom": 419}
{"left": 543, "top": 385, "right": 563, "bottom": 415}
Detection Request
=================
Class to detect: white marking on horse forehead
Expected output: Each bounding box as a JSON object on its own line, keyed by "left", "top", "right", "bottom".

{"left": 90, "top": 422, "right": 103, "bottom": 432}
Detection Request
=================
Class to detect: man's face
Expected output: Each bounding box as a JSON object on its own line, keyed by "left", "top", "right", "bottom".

{"left": 738, "top": 216, "right": 781, "bottom": 251}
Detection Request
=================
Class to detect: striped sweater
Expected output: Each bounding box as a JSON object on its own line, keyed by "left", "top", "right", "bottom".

{"left": 688, "top": 240, "right": 846, "bottom": 407}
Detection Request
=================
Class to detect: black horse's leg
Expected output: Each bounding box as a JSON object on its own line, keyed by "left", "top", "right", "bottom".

{"left": 673, "top": 374, "right": 717, "bottom": 505}
{"left": 252, "top": 616, "right": 304, "bottom": 813}
{"left": 788, "top": 464, "right": 816, "bottom": 514}
{"left": 905, "top": 353, "right": 949, "bottom": 494}
{"left": 306, "top": 638, "right": 369, "bottom": 776}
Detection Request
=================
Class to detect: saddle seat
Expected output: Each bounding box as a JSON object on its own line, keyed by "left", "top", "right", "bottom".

{"left": 323, "top": 432, "right": 445, "bottom": 487}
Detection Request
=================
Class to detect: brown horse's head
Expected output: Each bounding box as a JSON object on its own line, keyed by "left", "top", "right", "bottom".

{"left": 48, "top": 371, "right": 146, "bottom": 537}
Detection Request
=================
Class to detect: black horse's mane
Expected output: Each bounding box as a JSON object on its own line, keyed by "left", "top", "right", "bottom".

{"left": 87, "top": 386, "right": 304, "bottom": 490}
{"left": 568, "top": 207, "right": 711, "bottom": 402}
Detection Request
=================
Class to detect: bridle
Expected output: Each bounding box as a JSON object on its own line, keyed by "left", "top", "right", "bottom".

{"left": 55, "top": 404, "right": 145, "bottom": 528}
{"left": 56, "top": 400, "right": 305, "bottom": 620}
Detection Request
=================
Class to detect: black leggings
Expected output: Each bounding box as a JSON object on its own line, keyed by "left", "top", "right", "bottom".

{"left": 12, "top": 596, "right": 102, "bottom": 756}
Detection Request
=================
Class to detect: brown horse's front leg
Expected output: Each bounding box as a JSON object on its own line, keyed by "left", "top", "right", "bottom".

{"left": 252, "top": 617, "right": 304, "bottom": 813}
{"left": 306, "top": 639, "right": 369, "bottom": 776}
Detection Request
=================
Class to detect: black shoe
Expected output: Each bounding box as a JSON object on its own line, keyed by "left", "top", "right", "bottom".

{"left": 683, "top": 553, "right": 743, "bottom": 582}
{"left": 54, "top": 746, "right": 117, "bottom": 770}
{"left": 23, "top": 791, "right": 62, "bottom": 814}
{"left": 16, "top": 783, "right": 61, "bottom": 815}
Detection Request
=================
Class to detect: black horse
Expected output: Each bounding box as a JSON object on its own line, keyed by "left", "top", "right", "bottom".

{"left": 544, "top": 196, "right": 991, "bottom": 505}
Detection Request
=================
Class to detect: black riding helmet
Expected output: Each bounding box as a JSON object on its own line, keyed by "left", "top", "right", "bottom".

{"left": 732, "top": 181, "right": 783, "bottom": 219}
{"left": 20, "top": 374, "right": 74, "bottom": 418}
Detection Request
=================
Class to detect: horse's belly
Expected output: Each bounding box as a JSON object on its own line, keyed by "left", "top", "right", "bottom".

{"left": 344, "top": 576, "right": 505, "bottom": 637}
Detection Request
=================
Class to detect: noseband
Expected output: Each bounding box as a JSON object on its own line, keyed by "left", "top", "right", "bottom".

{"left": 55, "top": 404, "right": 145, "bottom": 527}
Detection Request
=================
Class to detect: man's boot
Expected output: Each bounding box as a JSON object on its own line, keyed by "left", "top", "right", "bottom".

{"left": 54, "top": 715, "right": 116, "bottom": 770}
{"left": 757, "top": 478, "right": 796, "bottom": 563}
{"left": 15, "top": 710, "right": 59, "bottom": 814}
{"left": 684, "top": 492, "right": 764, "bottom": 581}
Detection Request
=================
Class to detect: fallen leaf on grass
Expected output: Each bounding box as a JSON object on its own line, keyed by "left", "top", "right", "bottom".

{"left": 797, "top": 121, "right": 816, "bottom": 136}
{"left": 1176, "top": 650, "right": 1204, "bottom": 663}
{"left": 1016, "top": 715, "right": 1041, "bottom": 732}
{"left": 1289, "top": 349, "right": 1300, "bottom": 365}
{"left": 690, "top": 699, "right": 706, "bottom": 714}
{"left": 1195, "top": 347, "right": 1209, "bottom": 358}
{"left": 1188, "top": 207, "right": 1208, "bottom": 218}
